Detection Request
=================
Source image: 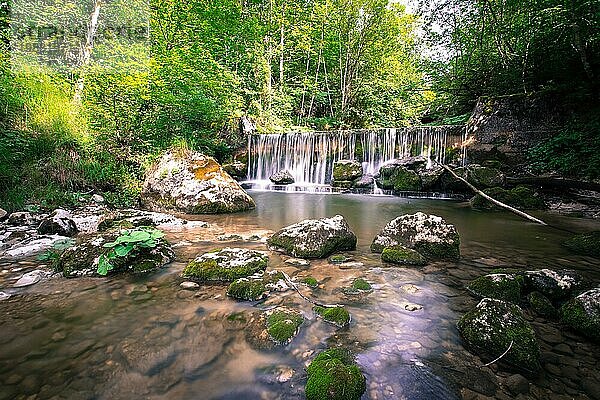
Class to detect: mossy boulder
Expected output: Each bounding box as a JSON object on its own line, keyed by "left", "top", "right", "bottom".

{"left": 376, "top": 164, "right": 421, "bottom": 191}
{"left": 381, "top": 245, "right": 427, "bottom": 266}
{"left": 560, "top": 288, "right": 600, "bottom": 341}
{"left": 222, "top": 161, "right": 247, "bottom": 179}
{"left": 467, "top": 165, "right": 505, "bottom": 188}
{"left": 527, "top": 291, "right": 557, "bottom": 318}
{"left": 329, "top": 254, "right": 353, "bottom": 264}
{"left": 314, "top": 305, "right": 350, "bottom": 327}
{"left": 523, "top": 269, "right": 587, "bottom": 300}
{"left": 266, "top": 307, "right": 304, "bottom": 345}
{"left": 343, "top": 278, "right": 372, "bottom": 295}
{"left": 302, "top": 276, "right": 319, "bottom": 288}
{"left": 470, "top": 186, "right": 546, "bottom": 210}
{"left": 182, "top": 248, "right": 268, "bottom": 282}
{"left": 562, "top": 231, "right": 600, "bottom": 257}
{"left": 457, "top": 298, "right": 540, "bottom": 373}
{"left": 305, "top": 348, "right": 366, "bottom": 400}
{"left": 332, "top": 160, "right": 363, "bottom": 181}
{"left": 57, "top": 230, "right": 174, "bottom": 278}
{"left": 141, "top": 151, "right": 255, "bottom": 214}
{"left": 371, "top": 212, "right": 460, "bottom": 261}
{"left": 268, "top": 215, "right": 357, "bottom": 258}
{"left": 227, "top": 278, "right": 267, "bottom": 301}
{"left": 467, "top": 273, "right": 523, "bottom": 304}
{"left": 418, "top": 166, "right": 444, "bottom": 191}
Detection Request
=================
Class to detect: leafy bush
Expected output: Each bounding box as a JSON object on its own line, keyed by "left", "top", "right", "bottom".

{"left": 97, "top": 227, "right": 165, "bottom": 275}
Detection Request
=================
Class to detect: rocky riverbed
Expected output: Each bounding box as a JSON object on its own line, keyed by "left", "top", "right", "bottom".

{"left": 0, "top": 192, "right": 599, "bottom": 400}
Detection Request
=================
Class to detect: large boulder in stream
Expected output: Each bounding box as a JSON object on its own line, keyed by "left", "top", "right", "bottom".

{"left": 523, "top": 269, "right": 587, "bottom": 300}
{"left": 141, "top": 151, "right": 255, "bottom": 214}
{"left": 371, "top": 212, "right": 460, "bottom": 260}
{"left": 57, "top": 227, "right": 174, "bottom": 278}
{"left": 182, "top": 247, "right": 269, "bottom": 282}
{"left": 305, "top": 348, "right": 366, "bottom": 400}
{"left": 333, "top": 160, "right": 363, "bottom": 181}
{"left": 467, "top": 273, "right": 523, "bottom": 304}
{"left": 269, "top": 170, "right": 295, "bottom": 185}
{"left": 458, "top": 298, "right": 541, "bottom": 374}
{"left": 470, "top": 186, "right": 546, "bottom": 210}
{"left": 267, "top": 215, "right": 357, "bottom": 258}
{"left": 37, "top": 209, "right": 78, "bottom": 237}
{"left": 375, "top": 157, "right": 425, "bottom": 191}
{"left": 560, "top": 288, "right": 600, "bottom": 341}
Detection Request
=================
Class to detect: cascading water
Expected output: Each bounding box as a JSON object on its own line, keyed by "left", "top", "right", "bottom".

{"left": 246, "top": 126, "right": 465, "bottom": 192}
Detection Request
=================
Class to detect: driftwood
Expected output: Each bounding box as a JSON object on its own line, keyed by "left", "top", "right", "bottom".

{"left": 281, "top": 271, "right": 340, "bottom": 308}
{"left": 436, "top": 162, "right": 547, "bottom": 225}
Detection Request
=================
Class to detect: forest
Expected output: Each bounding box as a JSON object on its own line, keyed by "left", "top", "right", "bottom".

{"left": 0, "top": 0, "right": 599, "bottom": 209}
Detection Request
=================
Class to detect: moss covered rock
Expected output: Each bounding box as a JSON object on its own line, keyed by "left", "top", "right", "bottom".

{"left": 314, "top": 305, "right": 351, "bottom": 327}
{"left": 467, "top": 273, "right": 523, "bottom": 304}
{"left": 343, "top": 278, "right": 373, "bottom": 295}
{"left": 302, "top": 276, "right": 319, "bottom": 288}
{"left": 562, "top": 231, "right": 600, "bottom": 257}
{"left": 57, "top": 230, "right": 174, "bottom": 278}
{"left": 141, "top": 151, "right": 255, "bottom": 214}
{"left": 268, "top": 215, "right": 357, "bottom": 258}
{"left": 266, "top": 307, "right": 304, "bottom": 345}
{"left": 560, "top": 288, "right": 600, "bottom": 341}
{"left": 527, "top": 291, "right": 557, "bottom": 318}
{"left": 333, "top": 160, "right": 363, "bottom": 182}
{"left": 467, "top": 165, "right": 505, "bottom": 188}
{"left": 182, "top": 248, "right": 268, "bottom": 282}
{"left": 371, "top": 212, "right": 460, "bottom": 261}
{"left": 227, "top": 278, "right": 267, "bottom": 301}
{"left": 523, "top": 269, "right": 586, "bottom": 300}
{"left": 457, "top": 298, "right": 540, "bottom": 373}
{"left": 376, "top": 164, "right": 421, "bottom": 191}
{"left": 381, "top": 245, "right": 427, "bottom": 266}
{"left": 470, "top": 186, "right": 546, "bottom": 210}
{"left": 305, "top": 348, "right": 366, "bottom": 400}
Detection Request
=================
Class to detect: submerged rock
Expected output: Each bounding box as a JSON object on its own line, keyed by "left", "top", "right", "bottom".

{"left": 523, "top": 269, "right": 586, "bottom": 300}
{"left": 343, "top": 278, "right": 372, "bottom": 295}
{"left": 332, "top": 160, "right": 363, "bottom": 181}
{"left": 141, "top": 151, "right": 255, "bottom": 214}
{"left": 381, "top": 245, "right": 427, "bottom": 266}
{"left": 560, "top": 288, "right": 600, "bottom": 341}
{"left": 467, "top": 273, "right": 523, "bottom": 304}
{"left": 562, "top": 231, "right": 600, "bottom": 257}
{"left": 57, "top": 229, "right": 174, "bottom": 278}
{"left": 269, "top": 170, "right": 295, "bottom": 185}
{"left": 182, "top": 248, "right": 268, "bottom": 282}
{"left": 470, "top": 186, "right": 546, "bottom": 210}
{"left": 37, "top": 209, "right": 78, "bottom": 237}
{"left": 371, "top": 212, "right": 460, "bottom": 260}
{"left": 313, "top": 305, "right": 351, "bottom": 327}
{"left": 246, "top": 307, "right": 304, "bottom": 348}
{"left": 457, "top": 298, "right": 540, "bottom": 373}
{"left": 268, "top": 215, "right": 357, "bottom": 258}
{"left": 305, "top": 348, "right": 366, "bottom": 400}
{"left": 14, "top": 270, "right": 47, "bottom": 287}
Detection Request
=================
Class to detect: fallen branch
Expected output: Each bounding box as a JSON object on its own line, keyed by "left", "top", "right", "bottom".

{"left": 481, "top": 340, "right": 513, "bottom": 368}
{"left": 281, "top": 271, "right": 340, "bottom": 309}
{"left": 436, "top": 162, "right": 547, "bottom": 225}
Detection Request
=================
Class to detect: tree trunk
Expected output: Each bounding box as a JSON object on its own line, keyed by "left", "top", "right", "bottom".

{"left": 74, "top": 0, "right": 102, "bottom": 102}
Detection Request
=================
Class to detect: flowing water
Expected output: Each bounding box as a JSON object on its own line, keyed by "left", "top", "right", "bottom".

{"left": 246, "top": 127, "right": 465, "bottom": 191}
{"left": 1, "top": 192, "right": 599, "bottom": 400}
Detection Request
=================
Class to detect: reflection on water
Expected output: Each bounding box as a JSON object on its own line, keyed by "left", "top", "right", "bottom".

{"left": 1, "top": 192, "right": 599, "bottom": 400}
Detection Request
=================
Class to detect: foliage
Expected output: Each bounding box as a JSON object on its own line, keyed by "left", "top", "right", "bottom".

{"left": 37, "top": 238, "right": 76, "bottom": 270}
{"left": 97, "top": 227, "right": 165, "bottom": 275}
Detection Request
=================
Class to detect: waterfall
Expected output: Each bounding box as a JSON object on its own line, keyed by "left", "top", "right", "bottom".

{"left": 246, "top": 126, "right": 464, "bottom": 189}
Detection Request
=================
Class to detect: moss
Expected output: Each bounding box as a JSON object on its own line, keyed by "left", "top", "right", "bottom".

{"left": 181, "top": 256, "right": 267, "bottom": 282}
{"left": 527, "top": 291, "right": 557, "bottom": 318}
{"left": 457, "top": 300, "right": 540, "bottom": 373}
{"left": 227, "top": 279, "right": 267, "bottom": 301}
{"left": 560, "top": 296, "right": 599, "bottom": 341}
{"left": 266, "top": 309, "right": 304, "bottom": 344}
{"left": 329, "top": 254, "right": 351, "bottom": 264}
{"left": 314, "top": 306, "right": 350, "bottom": 327}
{"left": 467, "top": 274, "right": 522, "bottom": 304}
{"left": 268, "top": 230, "right": 356, "bottom": 259}
{"left": 562, "top": 231, "right": 600, "bottom": 257}
{"left": 381, "top": 246, "right": 426, "bottom": 266}
{"left": 302, "top": 276, "right": 319, "bottom": 288}
{"left": 305, "top": 348, "right": 366, "bottom": 400}
{"left": 471, "top": 186, "right": 546, "bottom": 210}
{"left": 377, "top": 165, "right": 421, "bottom": 191}
{"left": 227, "top": 312, "right": 247, "bottom": 322}
{"left": 333, "top": 162, "right": 362, "bottom": 181}
{"left": 351, "top": 278, "right": 371, "bottom": 291}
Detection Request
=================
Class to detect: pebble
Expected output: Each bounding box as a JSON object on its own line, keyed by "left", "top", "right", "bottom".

{"left": 338, "top": 262, "right": 364, "bottom": 269}
{"left": 0, "top": 291, "right": 10, "bottom": 301}
{"left": 13, "top": 270, "right": 43, "bottom": 287}
{"left": 505, "top": 374, "right": 529, "bottom": 395}
{"left": 284, "top": 258, "right": 310, "bottom": 267}
{"left": 552, "top": 343, "right": 573, "bottom": 355}
{"left": 51, "top": 331, "right": 66, "bottom": 342}
{"left": 276, "top": 367, "right": 294, "bottom": 383}
{"left": 180, "top": 281, "right": 200, "bottom": 290}
{"left": 401, "top": 284, "right": 420, "bottom": 294}
{"left": 402, "top": 302, "right": 423, "bottom": 311}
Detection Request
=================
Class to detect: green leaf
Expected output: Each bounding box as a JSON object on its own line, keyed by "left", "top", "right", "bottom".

{"left": 115, "top": 243, "right": 134, "bottom": 257}
{"left": 103, "top": 241, "right": 118, "bottom": 248}
{"left": 97, "top": 254, "right": 111, "bottom": 276}
{"left": 126, "top": 231, "right": 151, "bottom": 242}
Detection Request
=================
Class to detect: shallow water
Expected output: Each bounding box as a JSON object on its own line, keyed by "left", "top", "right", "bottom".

{"left": 1, "top": 192, "right": 599, "bottom": 400}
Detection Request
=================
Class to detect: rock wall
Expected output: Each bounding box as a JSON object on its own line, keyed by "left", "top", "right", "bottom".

{"left": 465, "top": 94, "right": 566, "bottom": 172}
